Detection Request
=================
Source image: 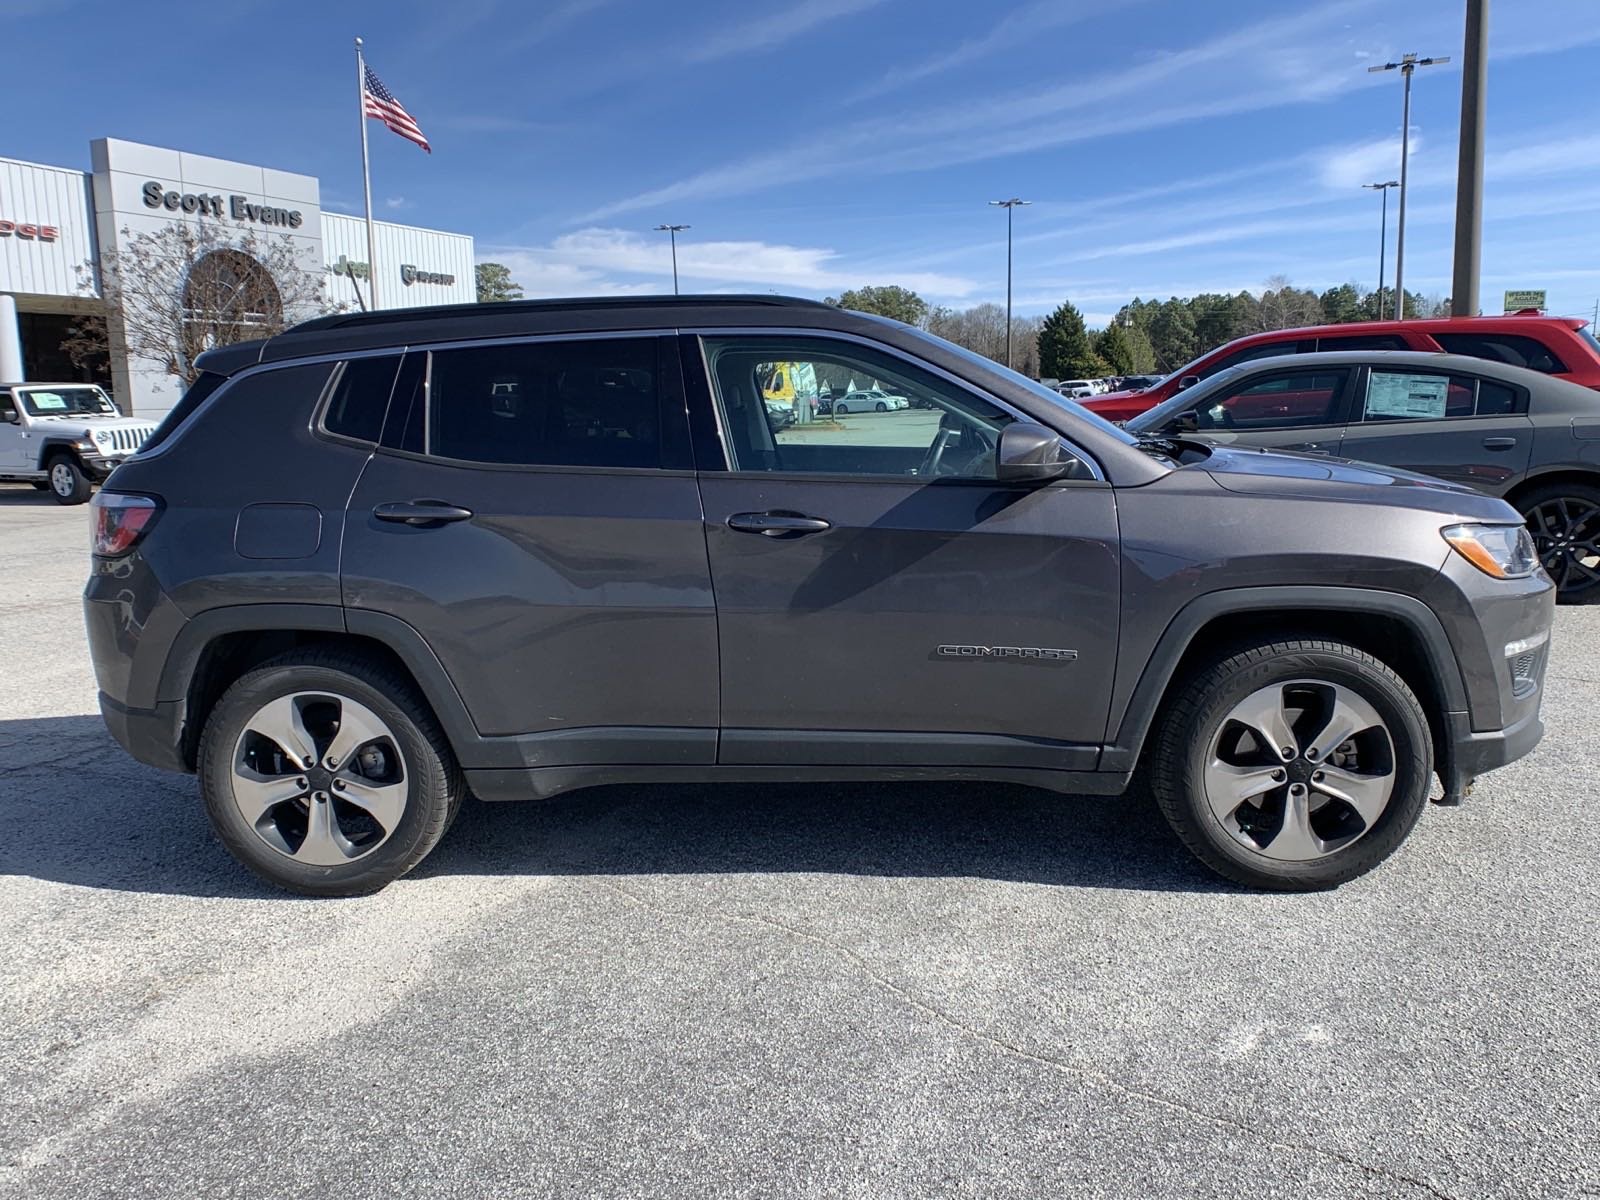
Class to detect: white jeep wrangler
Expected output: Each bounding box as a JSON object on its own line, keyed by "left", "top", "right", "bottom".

{"left": 0, "top": 383, "right": 158, "bottom": 504}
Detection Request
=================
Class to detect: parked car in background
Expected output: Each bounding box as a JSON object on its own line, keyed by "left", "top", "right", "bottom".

{"left": 1126, "top": 349, "right": 1600, "bottom": 601}
{"left": 1056, "top": 379, "right": 1096, "bottom": 399}
{"left": 1117, "top": 374, "right": 1164, "bottom": 392}
{"left": 833, "top": 388, "right": 909, "bottom": 413}
{"left": 0, "top": 383, "right": 157, "bottom": 504}
{"left": 87, "top": 295, "right": 1551, "bottom": 896}
{"left": 1088, "top": 315, "right": 1600, "bottom": 422}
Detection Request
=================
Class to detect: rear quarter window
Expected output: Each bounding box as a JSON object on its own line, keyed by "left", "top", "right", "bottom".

{"left": 138, "top": 371, "right": 229, "bottom": 454}
{"left": 1434, "top": 332, "right": 1567, "bottom": 374}
{"left": 320, "top": 356, "right": 401, "bottom": 445}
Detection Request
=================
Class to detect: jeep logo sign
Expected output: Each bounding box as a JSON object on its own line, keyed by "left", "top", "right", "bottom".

{"left": 401, "top": 264, "right": 455, "bottom": 286}
{"left": 142, "top": 180, "right": 304, "bottom": 229}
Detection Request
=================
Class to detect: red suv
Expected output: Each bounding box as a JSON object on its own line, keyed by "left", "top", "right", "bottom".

{"left": 1085, "top": 315, "right": 1600, "bottom": 422}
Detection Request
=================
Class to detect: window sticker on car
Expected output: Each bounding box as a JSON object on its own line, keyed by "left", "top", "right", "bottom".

{"left": 1367, "top": 373, "right": 1449, "bottom": 419}
{"left": 30, "top": 393, "right": 67, "bottom": 411}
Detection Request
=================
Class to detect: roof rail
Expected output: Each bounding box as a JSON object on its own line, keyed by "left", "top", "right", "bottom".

{"left": 288, "top": 293, "right": 832, "bottom": 335}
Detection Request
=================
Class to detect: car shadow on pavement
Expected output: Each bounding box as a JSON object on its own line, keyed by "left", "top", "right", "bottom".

{"left": 0, "top": 487, "right": 62, "bottom": 507}
{"left": 0, "top": 715, "right": 1240, "bottom": 897}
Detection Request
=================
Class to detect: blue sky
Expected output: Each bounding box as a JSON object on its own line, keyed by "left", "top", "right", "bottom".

{"left": 6, "top": 0, "right": 1599, "bottom": 325}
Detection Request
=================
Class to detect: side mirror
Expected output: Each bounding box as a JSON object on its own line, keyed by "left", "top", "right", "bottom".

{"left": 1177, "top": 374, "right": 1200, "bottom": 391}
{"left": 2, "top": 410, "right": 18, "bottom": 425}
{"left": 1170, "top": 409, "right": 1199, "bottom": 433}
{"left": 996, "top": 421, "right": 1074, "bottom": 483}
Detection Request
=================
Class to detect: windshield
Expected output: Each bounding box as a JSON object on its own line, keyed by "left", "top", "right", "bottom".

{"left": 897, "top": 327, "right": 1139, "bottom": 445}
{"left": 19, "top": 387, "right": 116, "bottom": 417}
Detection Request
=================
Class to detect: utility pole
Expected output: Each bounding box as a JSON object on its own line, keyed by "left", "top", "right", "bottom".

{"left": 988, "top": 198, "right": 1030, "bottom": 368}
{"left": 1451, "top": 0, "right": 1489, "bottom": 316}
{"left": 1369, "top": 52, "right": 1449, "bottom": 319}
{"left": 1363, "top": 181, "right": 1400, "bottom": 318}
{"left": 654, "top": 224, "right": 690, "bottom": 294}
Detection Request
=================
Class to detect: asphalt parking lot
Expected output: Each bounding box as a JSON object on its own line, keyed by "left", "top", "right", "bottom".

{"left": 2, "top": 486, "right": 1596, "bottom": 1200}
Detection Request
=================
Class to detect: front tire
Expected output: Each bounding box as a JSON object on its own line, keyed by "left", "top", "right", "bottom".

{"left": 197, "top": 650, "right": 463, "bottom": 896}
{"left": 1149, "top": 638, "right": 1432, "bottom": 891}
{"left": 875, "top": 401, "right": 888, "bottom": 412}
{"left": 46, "top": 455, "right": 91, "bottom": 505}
{"left": 1518, "top": 480, "right": 1600, "bottom": 603}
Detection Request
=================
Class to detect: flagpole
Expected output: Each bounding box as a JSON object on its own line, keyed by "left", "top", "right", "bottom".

{"left": 355, "top": 36, "right": 380, "bottom": 309}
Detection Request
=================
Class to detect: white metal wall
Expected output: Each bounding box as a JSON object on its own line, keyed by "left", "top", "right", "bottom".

{"left": 322, "top": 213, "right": 476, "bottom": 309}
{"left": 0, "top": 156, "right": 98, "bottom": 299}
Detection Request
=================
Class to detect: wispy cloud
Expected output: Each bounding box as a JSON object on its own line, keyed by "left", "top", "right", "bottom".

{"left": 482, "top": 228, "right": 978, "bottom": 298}
{"left": 685, "top": 0, "right": 890, "bottom": 63}
{"left": 384, "top": 196, "right": 411, "bottom": 210}
{"left": 580, "top": 0, "right": 1382, "bottom": 221}
{"left": 841, "top": 0, "right": 1130, "bottom": 104}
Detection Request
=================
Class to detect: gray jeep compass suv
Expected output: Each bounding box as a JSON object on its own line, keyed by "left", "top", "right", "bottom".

{"left": 85, "top": 296, "right": 1553, "bottom": 896}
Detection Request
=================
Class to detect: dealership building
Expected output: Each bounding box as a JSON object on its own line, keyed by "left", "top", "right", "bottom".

{"left": 0, "top": 138, "right": 475, "bottom": 417}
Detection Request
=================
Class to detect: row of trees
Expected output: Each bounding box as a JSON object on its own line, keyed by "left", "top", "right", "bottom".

{"left": 827, "top": 279, "right": 1451, "bottom": 381}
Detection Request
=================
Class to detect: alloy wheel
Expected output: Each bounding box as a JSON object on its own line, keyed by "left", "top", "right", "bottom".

{"left": 50, "top": 462, "right": 75, "bottom": 497}
{"left": 1202, "top": 680, "right": 1396, "bottom": 862}
{"left": 1527, "top": 498, "right": 1600, "bottom": 596}
{"left": 230, "top": 692, "right": 408, "bottom": 865}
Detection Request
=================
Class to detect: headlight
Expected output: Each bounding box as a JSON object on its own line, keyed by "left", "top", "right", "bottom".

{"left": 1442, "top": 523, "right": 1539, "bottom": 579}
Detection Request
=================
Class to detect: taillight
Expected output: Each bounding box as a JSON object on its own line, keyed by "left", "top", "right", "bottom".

{"left": 91, "top": 492, "right": 161, "bottom": 557}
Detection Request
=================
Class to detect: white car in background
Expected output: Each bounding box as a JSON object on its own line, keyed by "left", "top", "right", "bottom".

{"left": 1055, "top": 379, "right": 1096, "bottom": 400}
{"left": 832, "top": 388, "right": 910, "bottom": 413}
{"left": 0, "top": 382, "right": 157, "bottom": 504}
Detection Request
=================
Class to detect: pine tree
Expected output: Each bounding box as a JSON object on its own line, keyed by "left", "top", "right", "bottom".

{"left": 1094, "top": 323, "right": 1136, "bottom": 375}
{"left": 1037, "top": 300, "right": 1101, "bottom": 379}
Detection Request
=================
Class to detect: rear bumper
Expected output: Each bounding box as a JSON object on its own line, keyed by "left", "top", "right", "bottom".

{"left": 98, "top": 691, "right": 189, "bottom": 774}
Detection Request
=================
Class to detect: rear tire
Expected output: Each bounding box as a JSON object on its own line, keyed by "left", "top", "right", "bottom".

{"left": 1148, "top": 638, "right": 1432, "bottom": 891}
{"left": 197, "top": 649, "right": 463, "bottom": 896}
{"left": 1516, "top": 480, "right": 1600, "bottom": 604}
{"left": 46, "top": 455, "right": 91, "bottom": 505}
{"left": 834, "top": 403, "right": 849, "bottom": 415}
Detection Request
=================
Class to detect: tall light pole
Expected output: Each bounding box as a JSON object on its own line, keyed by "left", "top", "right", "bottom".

{"left": 1363, "top": 181, "right": 1400, "bottom": 318}
{"left": 654, "top": 224, "right": 690, "bottom": 295}
{"left": 989, "top": 198, "right": 1030, "bottom": 368}
{"left": 1451, "top": 0, "right": 1489, "bottom": 315}
{"left": 1369, "top": 53, "right": 1448, "bottom": 319}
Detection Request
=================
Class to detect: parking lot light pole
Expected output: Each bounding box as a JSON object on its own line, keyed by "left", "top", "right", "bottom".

{"left": 989, "top": 198, "right": 1030, "bottom": 368}
{"left": 1363, "top": 181, "right": 1400, "bottom": 319}
{"left": 654, "top": 224, "right": 690, "bottom": 295}
{"left": 1369, "top": 53, "right": 1448, "bottom": 319}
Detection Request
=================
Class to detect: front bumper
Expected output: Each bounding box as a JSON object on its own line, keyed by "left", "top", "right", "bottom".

{"left": 1437, "top": 706, "right": 1544, "bottom": 804}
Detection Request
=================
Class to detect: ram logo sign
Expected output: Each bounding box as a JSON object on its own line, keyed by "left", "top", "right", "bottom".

{"left": 936, "top": 644, "right": 1078, "bottom": 662}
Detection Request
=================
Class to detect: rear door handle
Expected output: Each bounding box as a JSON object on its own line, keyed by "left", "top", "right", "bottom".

{"left": 373, "top": 500, "right": 475, "bottom": 526}
{"left": 1482, "top": 436, "right": 1518, "bottom": 450}
{"left": 727, "top": 511, "right": 831, "bottom": 537}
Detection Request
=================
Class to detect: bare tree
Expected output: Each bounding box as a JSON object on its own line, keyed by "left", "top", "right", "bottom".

{"left": 84, "top": 220, "right": 341, "bottom": 387}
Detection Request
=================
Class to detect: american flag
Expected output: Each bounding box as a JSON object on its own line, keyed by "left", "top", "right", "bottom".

{"left": 363, "top": 65, "right": 431, "bottom": 153}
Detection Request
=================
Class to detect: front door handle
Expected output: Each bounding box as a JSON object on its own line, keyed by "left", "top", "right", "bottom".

{"left": 1482, "top": 436, "right": 1518, "bottom": 450}
{"left": 373, "top": 500, "right": 475, "bottom": 526}
{"left": 727, "top": 511, "right": 831, "bottom": 537}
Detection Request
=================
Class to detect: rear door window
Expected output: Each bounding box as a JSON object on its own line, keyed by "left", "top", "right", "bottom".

{"left": 1358, "top": 370, "right": 1525, "bottom": 421}
{"left": 421, "top": 337, "right": 664, "bottom": 469}
{"left": 1315, "top": 333, "right": 1408, "bottom": 351}
{"left": 1434, "top": 332, "right": 1567, "bottom": 374}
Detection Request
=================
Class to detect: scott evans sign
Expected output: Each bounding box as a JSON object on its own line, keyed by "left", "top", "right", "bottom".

{"left": 142, "top": 180, "right": 304, "bottom": 229}
{"left": 401, "top": 264, "right": 455, "bottom": 286}
{"left": 0, "top": 217, "right": 60, "bottom": 241}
